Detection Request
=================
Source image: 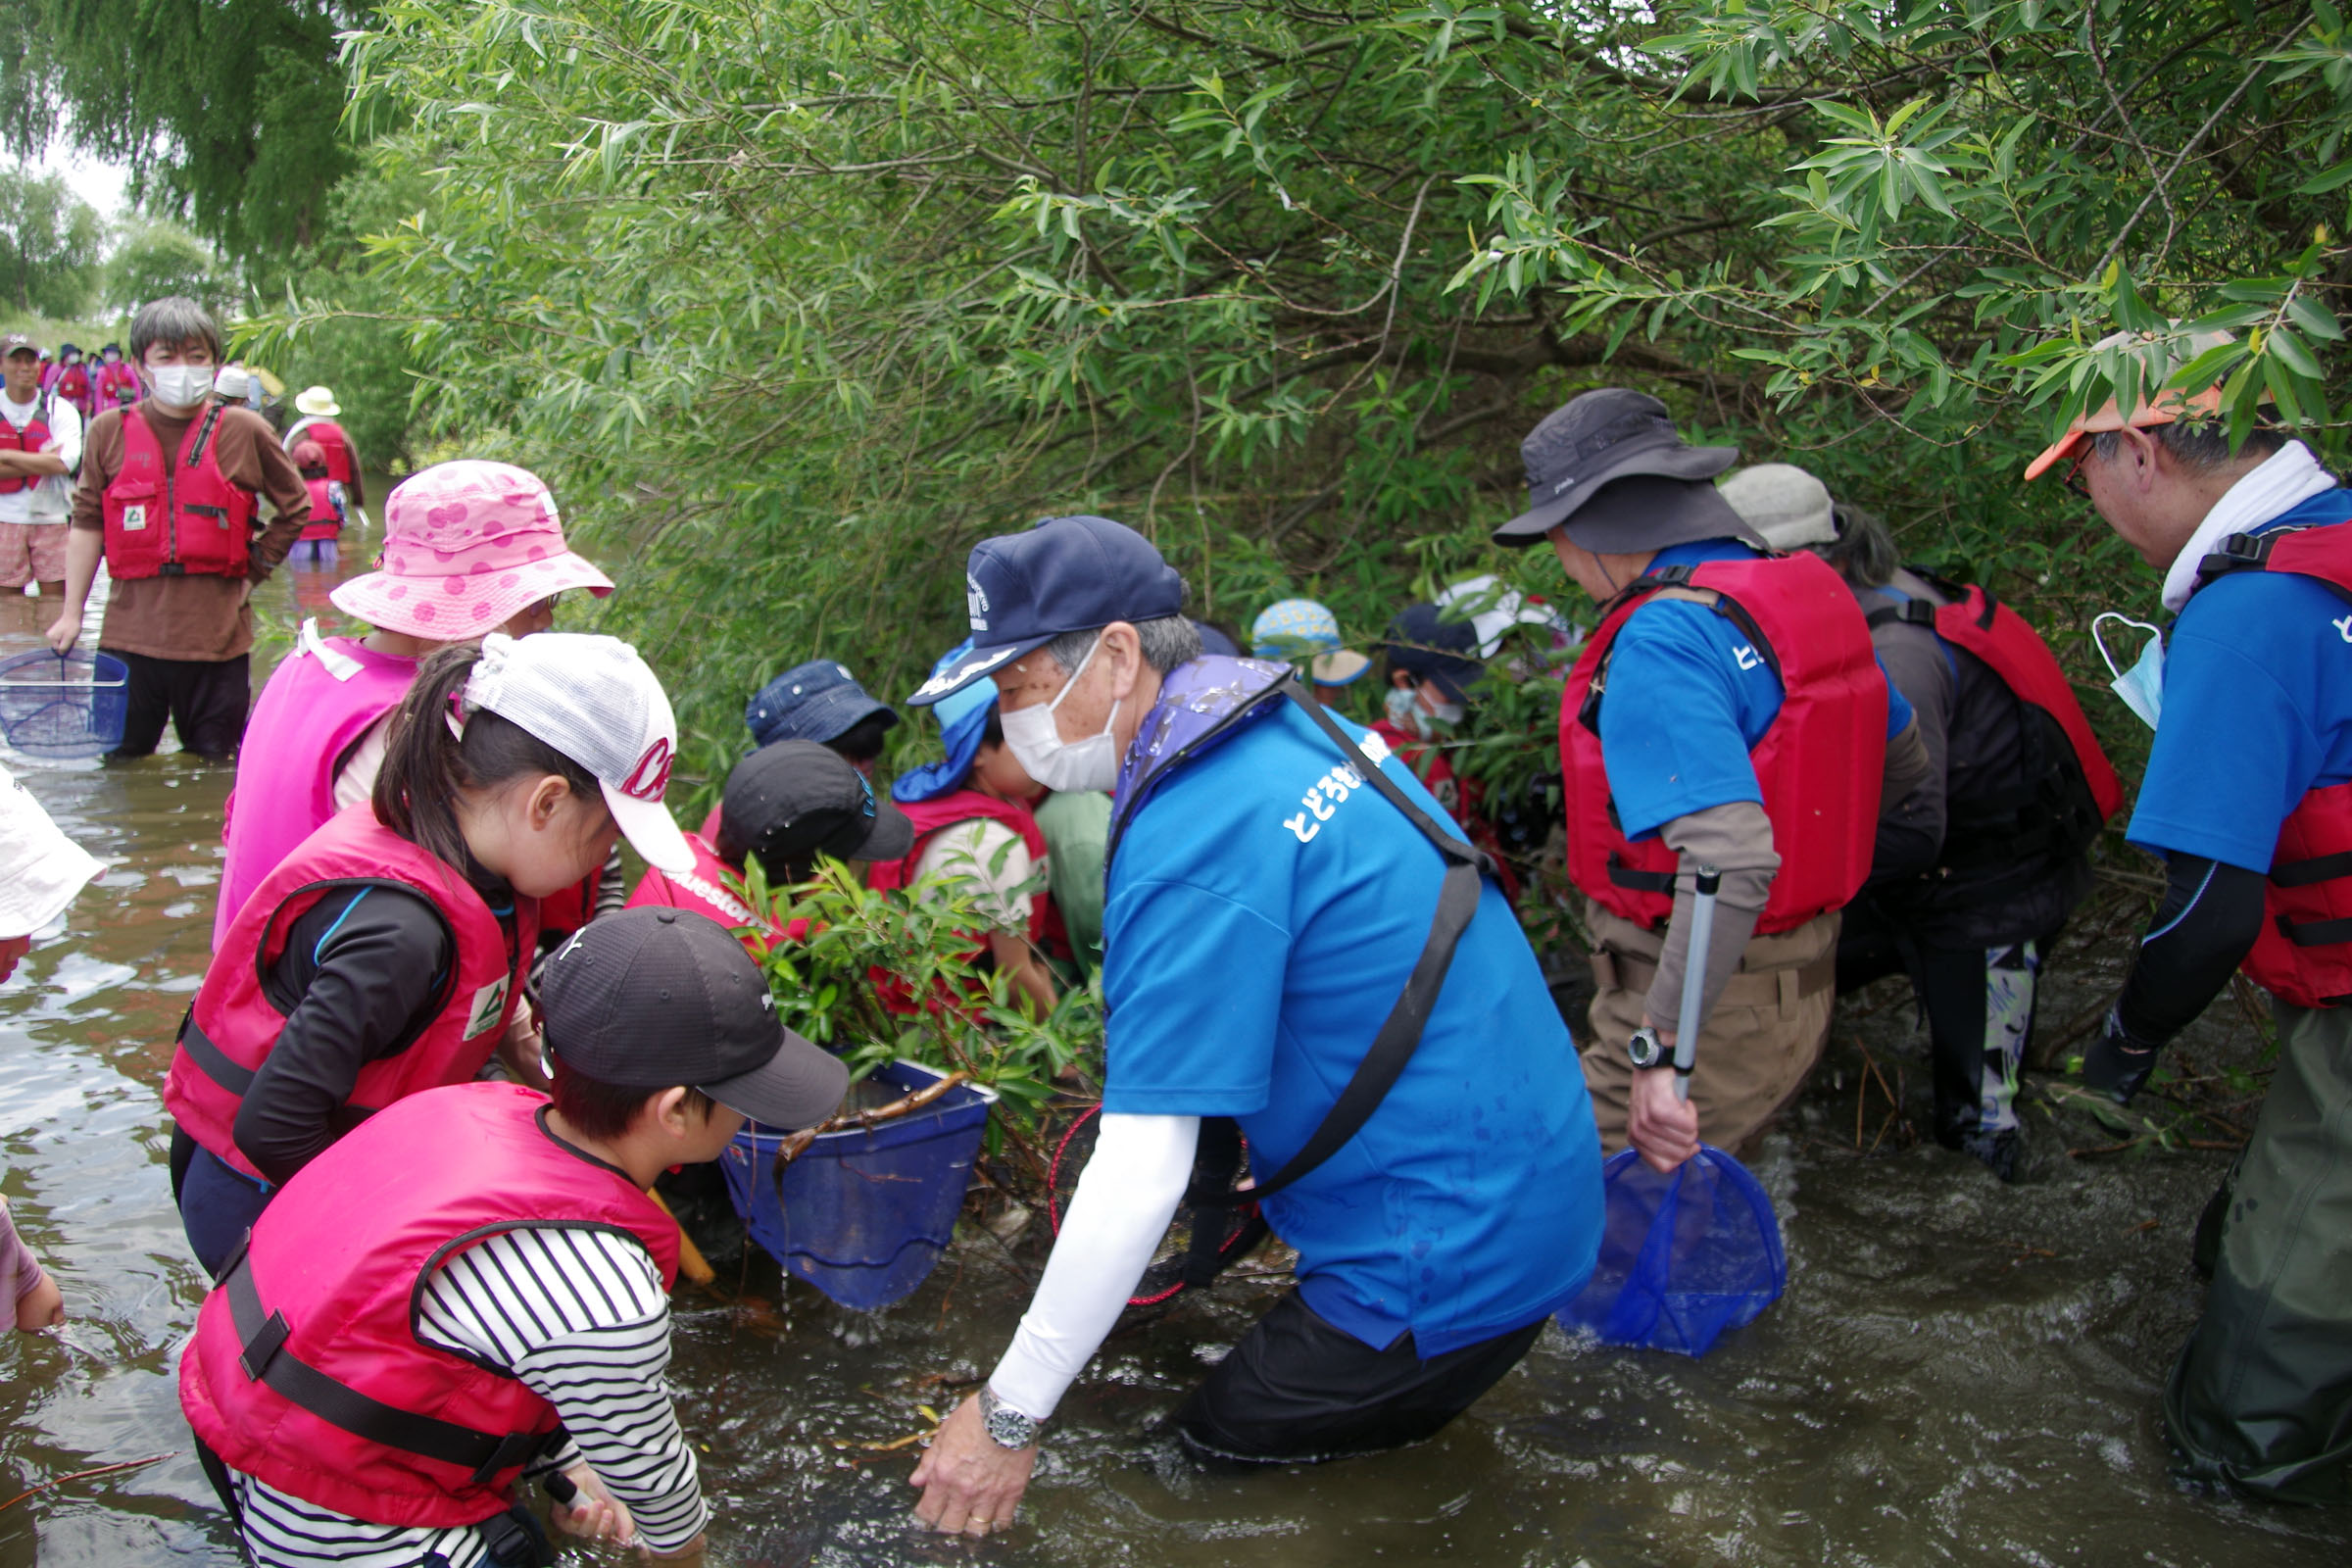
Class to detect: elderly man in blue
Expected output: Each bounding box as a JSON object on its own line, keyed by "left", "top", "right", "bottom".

{"left": 904, "top": 514, "right": 1601, "bottom": 1537}
{"left": 2027, "top": 328, "right": 2352, "bottom": 1503}
{"left": 1494, "top": 389, "right": 1928, "bottom": 1172}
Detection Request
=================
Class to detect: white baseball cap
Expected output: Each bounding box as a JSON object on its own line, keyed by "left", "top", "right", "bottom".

{"left": 460, "top": 632, "right": 697, "bottom": 874}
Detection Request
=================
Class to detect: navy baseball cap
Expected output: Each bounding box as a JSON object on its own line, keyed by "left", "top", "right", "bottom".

{"left": 1383, "top": 604, "right": 1487, "bottom": 705}
{"left": 745, "top": 660, "right": 898, "bottom": 749}
{"left": 907, "top": 515, "right": 1185, "bottom": 706}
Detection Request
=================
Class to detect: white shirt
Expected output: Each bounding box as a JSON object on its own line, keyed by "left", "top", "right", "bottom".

{"left": 911, "top": 816, "right": 1035, "bottom": 930}
{"left": 0, "top": 393, "right": 79, "bottom": 525}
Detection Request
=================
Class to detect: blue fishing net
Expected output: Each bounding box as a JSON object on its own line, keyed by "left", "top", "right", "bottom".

{"left": 1558, "top": 1143, "right": 1786, "bottom": 1357}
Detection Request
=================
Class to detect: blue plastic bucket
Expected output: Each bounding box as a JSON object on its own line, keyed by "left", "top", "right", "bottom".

{"left": 0, "top": 650, "right": 128, "bottom": 758}
{"left": 721, "top": 1059, "right": 997, "bottom": 1310}
{"left": 1558, "top": 1144, "right": 1786, "bottom": 1357}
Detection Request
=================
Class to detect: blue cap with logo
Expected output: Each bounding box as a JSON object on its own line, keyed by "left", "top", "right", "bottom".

{"left": 745, "top": 660, "right": 899, "bottom": 749}
{"left": 893, "top": 641, "right": 1003, "bottom": 802}
{"left": 907, "top": 515, "right": 1186, "bottom": 707}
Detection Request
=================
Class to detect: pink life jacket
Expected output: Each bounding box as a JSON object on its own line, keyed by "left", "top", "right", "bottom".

{"left": 179, "top": 1081, "right": 679, "bottom": 1529}
{"left": 170, "top": 805, "right": 537, "bottom": 1181}
{"left": 213, "top": 630, "right": 417, "bottom": 949}
{"left": 1561, "top": 550, "right": 1888, "bottom": 934}
{"left": 298, "top": 475, "right": 343, "bottom": 541}
{"left": 623, "top": 830, "right": 800, "bottom": 956}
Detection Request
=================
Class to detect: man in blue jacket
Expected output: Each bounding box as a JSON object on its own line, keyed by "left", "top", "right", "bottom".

{"left": 2029, "top": 328, "right": 2352, "bottom": 1501}
{"left": 906, "top": 515, "right": 1601, "bottom": 1536}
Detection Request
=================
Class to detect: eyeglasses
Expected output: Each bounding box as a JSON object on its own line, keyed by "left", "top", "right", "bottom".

{"left": 2063, "top": 446, "right": 2095, "bottom": 500}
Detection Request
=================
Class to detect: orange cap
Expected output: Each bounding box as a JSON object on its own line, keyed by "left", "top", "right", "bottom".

{"left": 2021, "top": 328, "right": 2236, "bottom": 480}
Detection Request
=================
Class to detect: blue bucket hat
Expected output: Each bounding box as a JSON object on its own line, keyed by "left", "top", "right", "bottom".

{"left": 909, "top": 515, "right": 1185, "bottom": 706}
{"left": 746, "top": 660, "right": 899, "bottom": 750}
{"left": 892, "top": 642, "right": 1000, "bottom": 804}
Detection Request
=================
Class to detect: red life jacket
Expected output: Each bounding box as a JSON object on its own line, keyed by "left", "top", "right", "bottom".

{"left": 53, "top": 363, "right": 89, "bottom": 403}
{"left": 298, "top": 475, "right": 343, "bottom": 541}
{"left": 96, "top": 362, "right": 140, "bottom": 408}
{"left": 0, "top": 396, "right": 53, "bottom": 496}
{"left": 624, "top": 831, "right": 801, "bottom": 956}
{"left": 866, "top": 790, "right": 1054, "bottom": 1009}
{"left": 179, "top": 1081, "right": 678, "bottom": 1529}
{"left": 305, "top": 419, "right": 358, "bottom": 488}
{"left": 1561, "top": 551, "right": 1887, "bottom": 933}
{"left": 101, "top": 403, "right": 258, "bottom": 579}
{"left": 2190, "top": 521, "right": 2352, "bottom": 1006}
{"left": 167, "top": 805, "right": 538, "bottom": 1181}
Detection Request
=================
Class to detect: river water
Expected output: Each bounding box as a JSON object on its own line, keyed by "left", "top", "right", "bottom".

{"left": 2, "top": 516, "right": 2347, "bottom": 1566}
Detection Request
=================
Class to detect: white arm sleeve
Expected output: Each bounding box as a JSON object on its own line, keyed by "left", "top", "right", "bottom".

{"left": 988, "top": 1112, "right": 1197, "bottom": 1419}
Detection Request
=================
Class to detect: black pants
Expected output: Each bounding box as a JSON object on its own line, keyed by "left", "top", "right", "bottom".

{"left": 1168, "top": 1291, "right": 1545, "bottom": 1464}
{"left": 106, "top": 648, "right": 249, "bottom": 760}
{"left": 1838, "top": 905, "right": 2051, "bottom": 1152}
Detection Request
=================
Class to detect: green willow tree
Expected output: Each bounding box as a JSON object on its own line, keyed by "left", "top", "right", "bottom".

{"left": 265, "top": 0, "right": 2350, "bottom": 793}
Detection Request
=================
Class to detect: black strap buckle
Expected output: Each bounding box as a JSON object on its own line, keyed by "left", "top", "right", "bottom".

{"left": 239, "top": 1308, "right": 292, "bottom": 1382}
{"left": 2197, "top": 531, "right": 2277, "bottom": 579}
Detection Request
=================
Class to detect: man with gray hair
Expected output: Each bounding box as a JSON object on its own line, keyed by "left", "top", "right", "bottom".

{"left": 45, "top": 297, "right": 309, "bottom": 760}
{"left": 2026, "top": 328, "right": 2352, "bottom": 1500}
{"left": 906, "top": 514, "right": 1601, "bottom": 1535}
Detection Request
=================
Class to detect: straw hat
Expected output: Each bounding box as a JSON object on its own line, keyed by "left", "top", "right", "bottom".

{"left": 330, "top": 460, "right": 613, "bottom": 639}
{"left": 293, "top": 385, "right": 342, "bottom": 418}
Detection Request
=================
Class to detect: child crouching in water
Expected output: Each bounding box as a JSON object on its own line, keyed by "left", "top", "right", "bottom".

{"left": 165, "top": 632, "right": 698, "bottom": 1277}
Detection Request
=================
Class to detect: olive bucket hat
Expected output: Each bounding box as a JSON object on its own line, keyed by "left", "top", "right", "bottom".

{"left": 1492, "top": 389, "right": 1747, "bottom": 551}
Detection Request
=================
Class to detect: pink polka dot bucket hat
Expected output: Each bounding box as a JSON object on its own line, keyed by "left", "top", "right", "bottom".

{"left": 329, "top": 460, "right": 613, "bottom": 638}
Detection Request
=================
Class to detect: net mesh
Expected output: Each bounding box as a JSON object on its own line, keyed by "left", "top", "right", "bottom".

{"left": 0, "top": 651, "right": 127, "bottom": 758}
{"left": 1558, "top": 1144, "right": 1786, "bottom": 1357}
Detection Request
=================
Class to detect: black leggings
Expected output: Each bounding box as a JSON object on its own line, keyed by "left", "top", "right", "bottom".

{"left": 1168, "top": 1291, "right": 1544, "bottom": 1465}
{"left": 106, "top": 648, "right": 249, "bottom": 760}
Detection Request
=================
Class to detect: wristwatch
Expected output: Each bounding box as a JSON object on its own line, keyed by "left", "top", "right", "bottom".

{"left": 978, "top": 1385, "right": 1044, "bottom": 1449}
{"left": 1626, "top": 1025, "right": 1667, "bottom": 1070}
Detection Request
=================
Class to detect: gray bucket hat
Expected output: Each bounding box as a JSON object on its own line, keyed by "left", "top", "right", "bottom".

{"left": 1493, "top": 389, "right": 1744, "bottom": 549}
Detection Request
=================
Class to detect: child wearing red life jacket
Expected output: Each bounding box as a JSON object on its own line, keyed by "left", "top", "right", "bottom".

{"left": 213, "top": 460, "right": 614, "bottom": 952}
{"left": 629, "top": 739, "right": 913, "bottom": 956}
{"left": 866, "top": 648, "right": 1059, "bottom": 1016}
{"left": 178, "top": 908, "right": 847, "bottom": 1566}
{"left": 285, "top": 439, "right": 346, "bottom": 567}
{"left": 166, "top": 632, "right": 700, "bottom": 1279}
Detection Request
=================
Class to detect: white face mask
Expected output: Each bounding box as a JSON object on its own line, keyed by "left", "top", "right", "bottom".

{"left": 1001, "top": 633, "right": 1123, "bottom": 793}
{"left": 1384, "top": 682, "right": 1462, "bottom": 739}
{"left": 145, "top": 364, "right": 214, "bottom": 410}
{"left": 2092, "top": 612, "right": 2165, "bottom": 730}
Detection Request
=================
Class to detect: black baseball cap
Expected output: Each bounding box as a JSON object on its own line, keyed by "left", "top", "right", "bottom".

{"left": 1383, "top": 604, "right": 1487, "bottom": 705}
{"left": 908, "top": 515, "right": 1186, "bottom": 706}
{"left": 718, "top": 740, "right": 913, "bottom": 871}
{"left": 540, "top": 906, "right": 848, "bottom": 1131}
{"left": 1492, "top": 389, "right": 1741, "bottom": 547}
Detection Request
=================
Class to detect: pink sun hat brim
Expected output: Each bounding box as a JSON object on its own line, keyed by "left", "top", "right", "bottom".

{"left": 329, "top": 459, "right": 614, "bottom": 640}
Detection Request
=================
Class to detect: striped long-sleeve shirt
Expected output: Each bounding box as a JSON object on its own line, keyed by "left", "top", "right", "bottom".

{"left": 227, "top": 1224, "right": 707, "bottom": 1567}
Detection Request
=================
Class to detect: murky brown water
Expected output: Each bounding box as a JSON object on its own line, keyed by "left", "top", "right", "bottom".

{"left": 3, "top": 509, "right": 2349, "bottom": 1565}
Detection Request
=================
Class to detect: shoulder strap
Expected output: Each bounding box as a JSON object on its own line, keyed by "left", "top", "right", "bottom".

{"left": 1863, "top": 599, "right": 1937, "bottom": 630}
{"left": 220, "top": 1241, "right": 548, "bottom": 1488}
{"left": 1193, "top": 680, "right": 1489, "bottom": 1205}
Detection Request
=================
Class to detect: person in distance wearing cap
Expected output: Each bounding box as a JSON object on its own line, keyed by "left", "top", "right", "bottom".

{"left": 628, "top": 739, "right": 915, "bottom": 953}
{"left": 282, "top": 384, "right": 366, "bottom": 511}
{"left": 1722, "top": 465, "right": 2113, "bottom": 1183}
{"left": 1374, "top": 603, "right": 1528, "bottom": 905}
{"left": 164, "top": 631, "right": 700, "bottom": 1279}
{"left": 180, "top": 905, "right": 846, "bottom": 1565}
{"left": 2026, "top": 328, "right": 2352, "bottom": 1499}
{"left": 211, "top": 460, "right": 615, "bottom": 952}
{"left": 45, "top": 296, "right": 314, "bottom": 760}
{"left": 745, "top": 659, "right": 900, "bottom": 774}
{"left": 0, "top": 332, "right": 81, "bottom": 609}
{"left": 907, "top": 516, "right": 1601, "bottom": 1531}
{"left": 1495, "top": 389, "right": 1929, "bottom": 1173}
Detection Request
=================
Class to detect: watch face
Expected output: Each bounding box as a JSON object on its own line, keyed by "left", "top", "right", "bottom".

{"left": 1628, "top": 1029, "right": 1664, "bottom": 1069}
{"left": 985, "top": 1406, "right": 1036, "bottom": 1447}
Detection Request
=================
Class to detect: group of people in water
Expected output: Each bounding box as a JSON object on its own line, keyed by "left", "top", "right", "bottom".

{"left": 0, "top": 291, "right": 2344, "bottom": 1563}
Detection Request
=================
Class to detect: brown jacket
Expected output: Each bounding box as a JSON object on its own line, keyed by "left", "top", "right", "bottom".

{"left": 71, "top": 402, "right": 310, "bottom": 662}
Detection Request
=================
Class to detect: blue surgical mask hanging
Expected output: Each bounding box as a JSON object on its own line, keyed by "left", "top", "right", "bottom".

{"left": 2092, "top": 612, "right": 2165, "bottom": 731}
